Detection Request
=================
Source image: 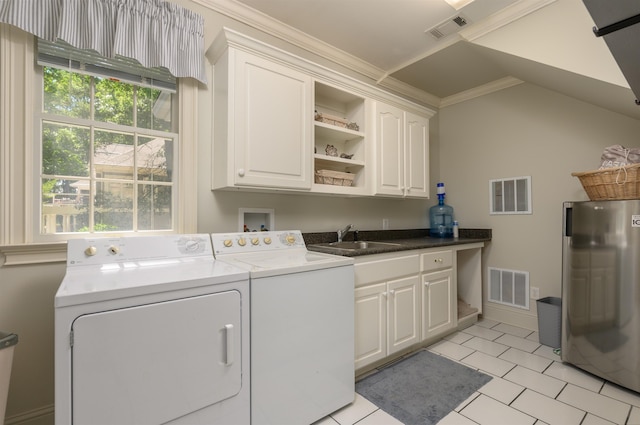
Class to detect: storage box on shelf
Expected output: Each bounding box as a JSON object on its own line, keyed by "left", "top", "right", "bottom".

{"left": 314, "top": 169, "right": 355, "bottom": 186}
{"left": 313, "top": 82, "right": 367, "bottom": 193}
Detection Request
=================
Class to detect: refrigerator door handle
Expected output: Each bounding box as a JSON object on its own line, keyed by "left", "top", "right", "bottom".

{"left": 563, "top": 203, "right": 573, "bottom": 237}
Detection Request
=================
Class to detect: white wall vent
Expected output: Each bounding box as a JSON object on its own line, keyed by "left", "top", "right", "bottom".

{"left": 489, "top": 176, "right": 532, "bottom": 215}
{"left": 426, "top": 14, "right": 469, "bottom": 40}
{"left": 488, "top": 267, "right": 529, "bottom": 310}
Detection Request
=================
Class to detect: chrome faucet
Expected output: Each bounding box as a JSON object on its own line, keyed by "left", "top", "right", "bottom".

{"left": 337, "top": 224, "right": 353, "bottom": 243}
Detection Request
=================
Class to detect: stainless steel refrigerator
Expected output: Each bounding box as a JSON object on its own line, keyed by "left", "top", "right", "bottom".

{"left": 562, "top": 200, "right": 640, "bottom": 393}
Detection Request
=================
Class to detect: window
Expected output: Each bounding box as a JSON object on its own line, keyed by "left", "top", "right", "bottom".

{"left": 0, "top": 24, "right": 198, "bottom": 264}
{"left": 36, "top": 55, "right": 179, "bottom": 236}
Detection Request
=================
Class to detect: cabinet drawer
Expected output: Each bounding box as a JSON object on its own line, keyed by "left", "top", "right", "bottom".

{"left": 355, "top": 255, "right": 420, "bottom": 286}
{"left": 421, "top": 250, "right": 453, "bottom": 272}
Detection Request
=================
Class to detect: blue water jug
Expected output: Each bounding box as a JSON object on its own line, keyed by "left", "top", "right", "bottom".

{"left": 429, "top": 182, "right": 455, "bottom": 238}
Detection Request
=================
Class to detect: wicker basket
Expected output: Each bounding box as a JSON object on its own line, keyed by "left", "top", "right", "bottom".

{"left": 314, "top": 112, "right": 349, "bottom": 128}
{"left": 315, "top": 169, "right": 355, "bottom": 186}
{"left": 572, "top": 163, "right": 640, "bottom": 200}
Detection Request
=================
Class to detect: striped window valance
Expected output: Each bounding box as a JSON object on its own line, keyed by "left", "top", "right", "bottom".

{"left": 0, "top": 0, "right": 207, "bottom": 84}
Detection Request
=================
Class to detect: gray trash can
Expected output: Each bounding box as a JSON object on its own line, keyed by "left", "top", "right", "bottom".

{"left": 0, "top": 332, "right": 18, "bottom": 425}
{"left": 537, "top": 297, "right": 561, "bottom": 349}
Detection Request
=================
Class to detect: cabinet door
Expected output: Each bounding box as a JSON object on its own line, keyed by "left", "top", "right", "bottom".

{"left": 422, "top": 269, "right": 456, "bottom": 340}
{"left": 404, "top": 112, "right": 429, "bottom": 198}
{"left": 388, "top": 275, "right": 420, "bottom": 355}
{"left": 374, "top": 102, "right": 404, "bottom": 196}
{"left": 355, "top": 283, "right": 387, "bottom": 370}
{"left": 233, "top": 50, "right": 312, "bottom": 189}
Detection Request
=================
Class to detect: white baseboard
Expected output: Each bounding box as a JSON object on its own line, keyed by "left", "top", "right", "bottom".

{"left": 5, "top": 404, "right": 53, "bottom": 425}
{"left": 482, "top": 303, "right": 538, "bottom": 331}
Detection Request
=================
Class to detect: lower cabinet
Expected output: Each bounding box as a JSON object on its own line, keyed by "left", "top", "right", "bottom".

{"left": 421, "top": 250, "right": 456, "bottom": 341}
{"left": 422, "top": 270, "right": 455, "bottom": 340}
{"left": 354, "top": 254, "right": 420, "bottom": 370}
{"left": 355, "top": 248, "right": 460, "bottom": 372}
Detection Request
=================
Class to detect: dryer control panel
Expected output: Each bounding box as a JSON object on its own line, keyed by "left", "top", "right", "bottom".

{"left": 211, "top": 230, "right": 305, "bottom": 256}
{"left": 67, "top": 234, "right": 213, "bottom": 266}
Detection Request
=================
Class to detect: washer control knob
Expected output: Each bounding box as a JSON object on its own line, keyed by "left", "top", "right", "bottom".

{"left": 263, "top": 237, "right": 272, "bottom": 245}
{"left": 223, "top": 239, "right": 233, "bottom": 248}
{"left": 238, "top": 237, "right": 247, "bottom": 247}
{"left": 108, "top": 246, "right": 119, "bottom": 255}
{"left": 251, "top": 237, "right": 260, "bottom": 245}
{"left": 285, "top": 234, "right": 296, "bottom": 245}
{"left": 84, "top": 246, "right": 98, "bottom": 256}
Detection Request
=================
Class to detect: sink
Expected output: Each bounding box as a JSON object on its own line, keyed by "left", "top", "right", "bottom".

{"left": 311, "top": 241, "right": 402, "bottom": 251}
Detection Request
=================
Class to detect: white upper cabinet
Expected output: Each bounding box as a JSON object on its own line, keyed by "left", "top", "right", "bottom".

{"left": 405, "top": 112, "right": 430, "bottom": 198}
{"left": 209, "top": 28, "right": 435, "bottom": 197}
{"left": 213, "top": 48, "right": 313, "bottom": 190}
{"left": 375, "top": 102, "right": 404, "bottom": 197}
{"left": 374, "top": 102, "right": 430, "bottom": 198}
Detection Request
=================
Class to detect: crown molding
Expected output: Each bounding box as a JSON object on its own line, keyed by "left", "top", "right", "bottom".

{"left": 192, "top": 0, "right": 552, "bottom": 109}
{"left": 194, "top": 0, "right": 384, "bottom": 82}
{"left": 194, "top": 0, "right": 440, "bottom": 106}
{"left": 439, "top": 76, "right": 524, "bottom": 108}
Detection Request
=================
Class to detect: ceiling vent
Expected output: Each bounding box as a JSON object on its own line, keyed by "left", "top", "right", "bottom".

{"left": 427, "top": 14, "right": 469, "bottom": 40}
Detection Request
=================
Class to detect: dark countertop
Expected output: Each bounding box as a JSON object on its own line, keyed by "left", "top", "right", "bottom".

{"left": 304, "top": 228, "right": 491, "bottom": 257}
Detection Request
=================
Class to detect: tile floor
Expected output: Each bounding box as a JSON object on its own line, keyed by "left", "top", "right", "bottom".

{"left": 315, "top": 319, "right": 640, "bottom": 425}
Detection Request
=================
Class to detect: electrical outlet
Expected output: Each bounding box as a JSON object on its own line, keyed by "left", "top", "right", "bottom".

{"left": 382, "top": 218, "right": 389, "bottom": 230}
{"left": 530, "top": 286, "right": 540, "bottom": 300}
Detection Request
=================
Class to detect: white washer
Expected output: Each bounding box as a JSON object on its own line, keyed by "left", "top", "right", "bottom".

{"left": 211, "top": 230, "right": 355, "bottom": 425}
{"left": 55, "top": 235, "right": 251, "bottom": 425}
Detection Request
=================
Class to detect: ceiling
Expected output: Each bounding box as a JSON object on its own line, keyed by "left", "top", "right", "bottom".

{"left": 227, "top": 0, "right": 640, "bottom": 119}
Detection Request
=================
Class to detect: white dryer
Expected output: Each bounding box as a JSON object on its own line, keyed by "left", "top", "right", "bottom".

{"left": 55, "top": 235, "right": 250, "bottom": 425}
{"left": 211, "top": 230, "right": 355, "bottom": 425}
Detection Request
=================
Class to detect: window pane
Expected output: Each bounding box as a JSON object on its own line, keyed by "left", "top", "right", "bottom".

{"left": 95, "top": 181, "right": 133, "bottom": 231}
{"left": 137, "top": 87, "right": 173, "bottom": 132}
{"left": 40, "top": 63, "right": 177, "bottom": 237}
{"left": 94, "top": 77, "right": 134, "bottom": 126}
{"left": 138, "top": 136, "right": 173, "bottom": 182}
{"left": 41, "top": 178, "right": 89, "bottom": 233}
{"left": 138, "top": 184, "right": 172, "bottom": 230}
{"left": 94, "top": 130, "right": 135, "bottom": 180}
{"left": 42, "top": 122, "right": 90, "bottom": 177}
{"left": 43, "top": 68, "right": 91, "bottom": 119}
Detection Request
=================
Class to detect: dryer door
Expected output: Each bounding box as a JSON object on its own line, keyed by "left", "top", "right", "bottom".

{"left": 71, "top": 290, "right": 242, "bottom": 425}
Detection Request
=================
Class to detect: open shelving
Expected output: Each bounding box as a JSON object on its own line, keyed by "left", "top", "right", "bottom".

{"left": 313, "top": 82, "right": 367, "bottom": 193}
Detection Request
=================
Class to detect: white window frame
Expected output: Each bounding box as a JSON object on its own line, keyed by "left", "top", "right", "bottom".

{"left": 33, "top": 66, "right": 179, "bottom": 239}
{"left": 0, "top": 26, "right": 198, "bottom": 264}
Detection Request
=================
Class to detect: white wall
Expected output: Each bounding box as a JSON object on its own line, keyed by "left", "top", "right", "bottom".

{"left": 439, "top": 82, "right": 640, "bottom": 329}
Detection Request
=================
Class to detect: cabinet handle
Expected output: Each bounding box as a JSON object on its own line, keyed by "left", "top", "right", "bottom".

{"left": 237, "top": 168, "right": 245, "bottom": 177}
{"left": 434, "top": 258, "right": 443, "bottom": 263}
{"left": 389, "top": 289, "right": 395, "bottom": 296}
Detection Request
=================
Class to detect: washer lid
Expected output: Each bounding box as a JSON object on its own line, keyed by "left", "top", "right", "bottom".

{"left": 217, "top": 249, "right": 353, "bottom": 278}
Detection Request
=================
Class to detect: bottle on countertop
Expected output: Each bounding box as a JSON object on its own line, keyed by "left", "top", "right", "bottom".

{"left": 453, "top": 221, "right": 459, "bottom": 238}
{"left": 429, "top": 182, "right": 455, "bottom": 238}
